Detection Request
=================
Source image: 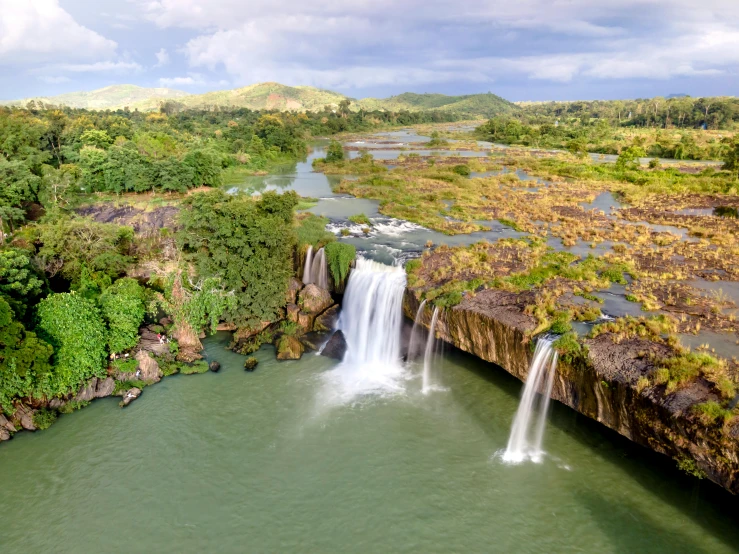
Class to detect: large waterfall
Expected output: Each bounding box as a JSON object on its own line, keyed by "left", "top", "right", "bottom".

{"left": 502, "top": 336, "right": 559, "bottom": 463}
{"left": 322, "top": 258, "right": 408, "bottom": 403}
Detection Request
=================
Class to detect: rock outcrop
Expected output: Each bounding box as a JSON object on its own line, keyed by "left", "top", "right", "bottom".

{"left": 404, "top": 290, "right": 739, "bottom": 495}
{"left": 120, "top": 388, "right": 142, "bottom": 407}
{"left": 314, "top": 305, "right": 340, "bottom": 332}
{"left": 136, "top": 351, "right": 162, "bottom": 383}
{"left": 276, "top": 335, "right": 304, "bottom": 360}
{"left": 299, "top": 284, "right": 333, "bottom": 314}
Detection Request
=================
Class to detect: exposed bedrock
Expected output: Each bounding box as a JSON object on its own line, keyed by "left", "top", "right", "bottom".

{"left": 404, "top": 290, "right": 739, "bottom": 494}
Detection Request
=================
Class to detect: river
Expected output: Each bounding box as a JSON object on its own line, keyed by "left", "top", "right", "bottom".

{"left": 2, "top": 332, "right": 738, "bottom": 553}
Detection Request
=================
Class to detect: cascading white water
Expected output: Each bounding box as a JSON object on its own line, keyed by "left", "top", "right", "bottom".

{"left": 502, "top": 336, "right": 559, "bottom": 463}
{"left": 407, "top": 299, "right": 427, "bottom": 363}
{"left": 302, "top": 245, "right": 314, "bottom": 285}
{"left": 322, "top": 258, "right": 408, "bottom": 404}
{"left": 421, "top": 307, "right": 440, "bottom": 394}
{"left": 311, "top": 247, "right": 329, "bottom": 290}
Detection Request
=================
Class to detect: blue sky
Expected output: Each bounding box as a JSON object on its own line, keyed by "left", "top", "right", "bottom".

{"left": 1, "top": 0, "right": 738, "bottom": 102}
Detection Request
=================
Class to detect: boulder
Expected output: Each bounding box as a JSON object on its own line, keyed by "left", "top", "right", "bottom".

{"left": 0, "top": 413, "right": 15, "bottom": 433}
{"left": 297, "top": 311, "right": 315, "bottom": 333}
{"left": 12, "top": 404, "right": 35, "bottom": 431}
{"left": 298, "top": 284, "right": 333, "bottom": 315}
{"left": 286, "top": 277, "right": 303, "bottom": 304}
{"left": 136, "top": 350, "right": 162, "bottom": 383}
{"left": 159, "top": 317, "right": 173, "bottom": 328}
{"left": 48, "top": 398, "right": 65, "bottom": 410}
{"left": 95, "top": 377, "right": 116, "bottom": 398}
{"left": 0, "top": 427, "right": 9, "bottom": 441}
{"left": 276, "top": 335, "right": 305, "bottom": 361}
{"left": 314, "top": 304, "right": 340, "bottom": 332}
{"left": 233, "top": 321, "right": 272, "bottom": 343}
{"left": 120, "top": 388, "right": 142, "bottom": 407}
{"left": 286, "top": 304, "right": 300, "bottom": 324}
{"left": 74, "top": 378, "right": 98, "bottom": 403}
{"left": 244, "top": 357, "right": 258, "bottom": 371}
{"left": 321, "top": 330, "right": 347, "bottom": 361}
{"left": 209, "top": 361, "right": 221, "bottom": 372}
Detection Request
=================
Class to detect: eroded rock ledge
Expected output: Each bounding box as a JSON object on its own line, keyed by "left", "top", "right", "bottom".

{"left": 404, "top": 290, "right": 739, "bottom": 494}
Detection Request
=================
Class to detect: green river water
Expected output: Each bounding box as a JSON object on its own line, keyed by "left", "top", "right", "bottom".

{"left": 1, "top": 332, "right": 738, "bottom": 553}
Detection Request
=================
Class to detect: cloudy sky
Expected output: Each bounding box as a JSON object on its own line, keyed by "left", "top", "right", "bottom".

{"left": 1, "top": 0, "right": 738, "bottom": 101}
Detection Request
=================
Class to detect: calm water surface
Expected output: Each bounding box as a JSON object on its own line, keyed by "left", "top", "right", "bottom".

{"left": 1, "top": 332, "right": 738, "bottom": 553}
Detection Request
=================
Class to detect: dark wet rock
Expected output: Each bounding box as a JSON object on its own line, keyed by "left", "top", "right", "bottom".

{"left": 276, "top": 335, "right": 304, "bottom": 361}
{"left": 298, "top": 284, "right": 333, "bottom": 315}
{"left": 95, "top": 377, "right": 116, "bottom": 398}
{"left": 321, "top": 330, "right": 347, "bottom": 361}
{"left": 313, "top": 304, "right": 340, "bottom": 332}
{"left": 120, "top": 388, "right": 142, "bottom": 407}
{"left": 244, "top": 357, "right": 258, "bottom": 371}
{"left": 76, "top": 204, "right": 179, "bottom": 234}
{"left": 209, "top": 361, "right": 221, "bottom": 372}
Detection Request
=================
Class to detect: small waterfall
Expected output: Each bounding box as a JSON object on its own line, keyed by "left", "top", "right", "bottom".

{"left": 407, "top": 299, "right": 427, "bottom": 362}
{"left": 502, "top": 336, "right": 559, "bottom": 463}
{"left": 302, "top": 245, "right": 314, "bottom": 285}
{"left": 311, "top": 247, "right": 329, "bottom": 290}
{"left": 421, "top": 307, "right": 441, "bottom": 394}
{"left": 322, "top": 258, "right": 407, "bottom": 403}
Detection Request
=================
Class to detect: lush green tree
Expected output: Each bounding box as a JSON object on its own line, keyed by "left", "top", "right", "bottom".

{"left": 616, "top": 145, "right": 646, "bottom": 171}
{"left": 179, "top": 190, "right": 298, "bottom": 326}
{"left": 99, "top": 278, "right": 145, "bottom": 354}
{"left": 155, "top": 158, "right": 196, "bottom": 192}
{"left": 80, "top": 129, "right": 114, "bottom": 149}
{"left": 184, "top": 149, "right": 223, "bottom": 187}
{"left": 78, "top": 146, "right": 108, "bottom": 192}
{"left": 325, "top": 140, "right": 345, "bottom": 163}
{"left": 0, "top": 248, "right": 44, "bottom": 319}
{"left": 722, "top": 137, "right": 739, "bottom": 176}
{"left": 0, "top": 298, "right": 54, "bottom": 412}
{"left": 33, "top": 218, "right": 134, "bottom": 286}
{"left": 0, "top": 158, "right": 41, "bottom": 236}
{"left": 36, "top": 292, "right": 107, "bottom": 395}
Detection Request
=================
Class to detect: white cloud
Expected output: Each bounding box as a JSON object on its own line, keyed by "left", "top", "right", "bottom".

{"left": 158, "top": 73, "right": 227, "bottom": 88}
{"left": 154, "top": 48, "right": 170, "bottom": 67}
{"left": 126, "top": 0, "right": 739, "bottom": 90}
{"left": 0, "top": 0, "right": 117, "bottom": 64}
{"left": 38, "top": 75, "right": 71, "bottom": 84}
{"left": 56, "top": 61, "right": 143, "bottom": 73}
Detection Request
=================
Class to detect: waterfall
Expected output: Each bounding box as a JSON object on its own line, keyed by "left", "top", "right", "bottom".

{"left": 502, "top": 336, "right": 559, "bottom": 464}
{"left": 421, "top": 307, "right": 440, "bottom": 394}
{"left": 311, "top": 247, "right": 329, "bottom": 290}
{"left": 302, "top": 245, "right": 314, "bottom": 285}
{"left": 407, "top": 299, "right": 427, "bottom": 362}
{"left": 322, "top": 258, "right": 408, "bottom": 404}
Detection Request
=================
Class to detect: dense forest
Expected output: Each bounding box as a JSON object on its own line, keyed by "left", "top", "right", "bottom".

{"left": 478, "top": 96, "right": 739, "bottom": 161}
{"left": 517, "top": 96, "right": 739, "bottom": 130}
{"left": 0, "top": 102, "right": 446, "bottom": 423}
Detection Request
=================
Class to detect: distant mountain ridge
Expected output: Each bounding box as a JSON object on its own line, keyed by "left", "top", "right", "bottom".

{"left": 2, "top": 82, "right": 517, "bottom": 118}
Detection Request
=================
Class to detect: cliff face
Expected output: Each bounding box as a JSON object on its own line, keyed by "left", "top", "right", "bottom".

{"left": 404, "top": 291, "right": 739, "bottom": 494}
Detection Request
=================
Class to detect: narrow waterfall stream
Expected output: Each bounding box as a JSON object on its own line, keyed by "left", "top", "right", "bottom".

{"left": 302, "top": 245, "right": 314, "bottom": 285}
{"left": 502, "top": 336, "right": 559, "bottom": 463}
{"left": 310, "top": 247, "right": 328, "bottom": 290}
{"left": 421, "top": 307, "right": 441, "bottom": 394}
{"left": 407, "top": 299, "right": 427, "bottom": 362}
{"left": 321, "top": 259, "right": 408, "bottom": 403}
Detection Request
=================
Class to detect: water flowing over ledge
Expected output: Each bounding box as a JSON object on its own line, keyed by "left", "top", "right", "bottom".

{"left": 320, "top": 259, "right": 408, "bottom": 405}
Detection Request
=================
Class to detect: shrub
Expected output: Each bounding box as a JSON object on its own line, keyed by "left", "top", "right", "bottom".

{"left": 324, "top": 242, "right": 356, "bottom": 288}
{"left": 451, "top": 164, "right": 471, "bottom": 176}
{"left": 693, "top": 401, "right": 733, "bottom": 426}
{"left": 36, "top": 292, "right": 107, "bottom": 396}
{"left": 100, "top": 278, "right": 145, "bottom": 354}
{"left": 33, "top": 408, "right": 58, "bottom": 430}
{"left": 181, "top": 360, "right": 209, "bottom": 375}
{"left": 325, "top": 140, "right": 344, "bottom": 163}
{"left": 348, "top": 213, "right": 371, "bottom": 226}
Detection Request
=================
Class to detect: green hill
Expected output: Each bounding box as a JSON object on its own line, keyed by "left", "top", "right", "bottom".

{"left": 2, "top": 82, "right": 517, "bottom": 118}
{"left": 171, "top": 82, "right": 348, "bottom": 112}
{"left": 4, "top": 85, "right": 189, "bottom": 110}
{"left": 357, "top": 92, "right": 517, "bottom": 118}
